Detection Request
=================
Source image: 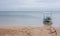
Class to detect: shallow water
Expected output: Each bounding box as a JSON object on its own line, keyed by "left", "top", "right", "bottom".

{"left": 0, "top": 11, "right": 60, "bottom": 26}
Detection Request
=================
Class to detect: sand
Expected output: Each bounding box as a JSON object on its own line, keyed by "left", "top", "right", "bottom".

{"left": 0, "top": 26, "right": 60, "bottom": 36}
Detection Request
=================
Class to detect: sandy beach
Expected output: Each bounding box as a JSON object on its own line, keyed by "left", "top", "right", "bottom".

{"left": 0, "top": 26, "right": 60, "bottom": 36}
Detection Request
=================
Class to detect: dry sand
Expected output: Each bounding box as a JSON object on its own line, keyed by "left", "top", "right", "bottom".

{"left": 0, "top": 26, "right": 60, "bottom": 36}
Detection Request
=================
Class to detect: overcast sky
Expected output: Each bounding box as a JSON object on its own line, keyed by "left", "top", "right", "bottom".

{"left": 0, "top": 0, "right": 60, "bottom": 11}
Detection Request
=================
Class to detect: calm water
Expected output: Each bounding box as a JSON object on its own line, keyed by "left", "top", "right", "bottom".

{"left": 0, "top": 11, "right": 60, "bottom": 26}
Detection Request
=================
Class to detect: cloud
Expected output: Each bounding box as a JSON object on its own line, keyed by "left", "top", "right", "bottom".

{"left": 36, "top": 0, "right": 59, "bottom": 2}
{"left": 0, "top": 0, "right": 60, "bottom": 11}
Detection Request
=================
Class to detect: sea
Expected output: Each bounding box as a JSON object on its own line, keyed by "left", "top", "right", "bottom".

{"left": 0, "top": 11, "right": 60, "bottom": 27}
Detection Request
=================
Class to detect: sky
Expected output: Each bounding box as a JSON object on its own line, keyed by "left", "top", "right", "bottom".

{"left": 0, "top": 0, "right": 60, "bottom": 11}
